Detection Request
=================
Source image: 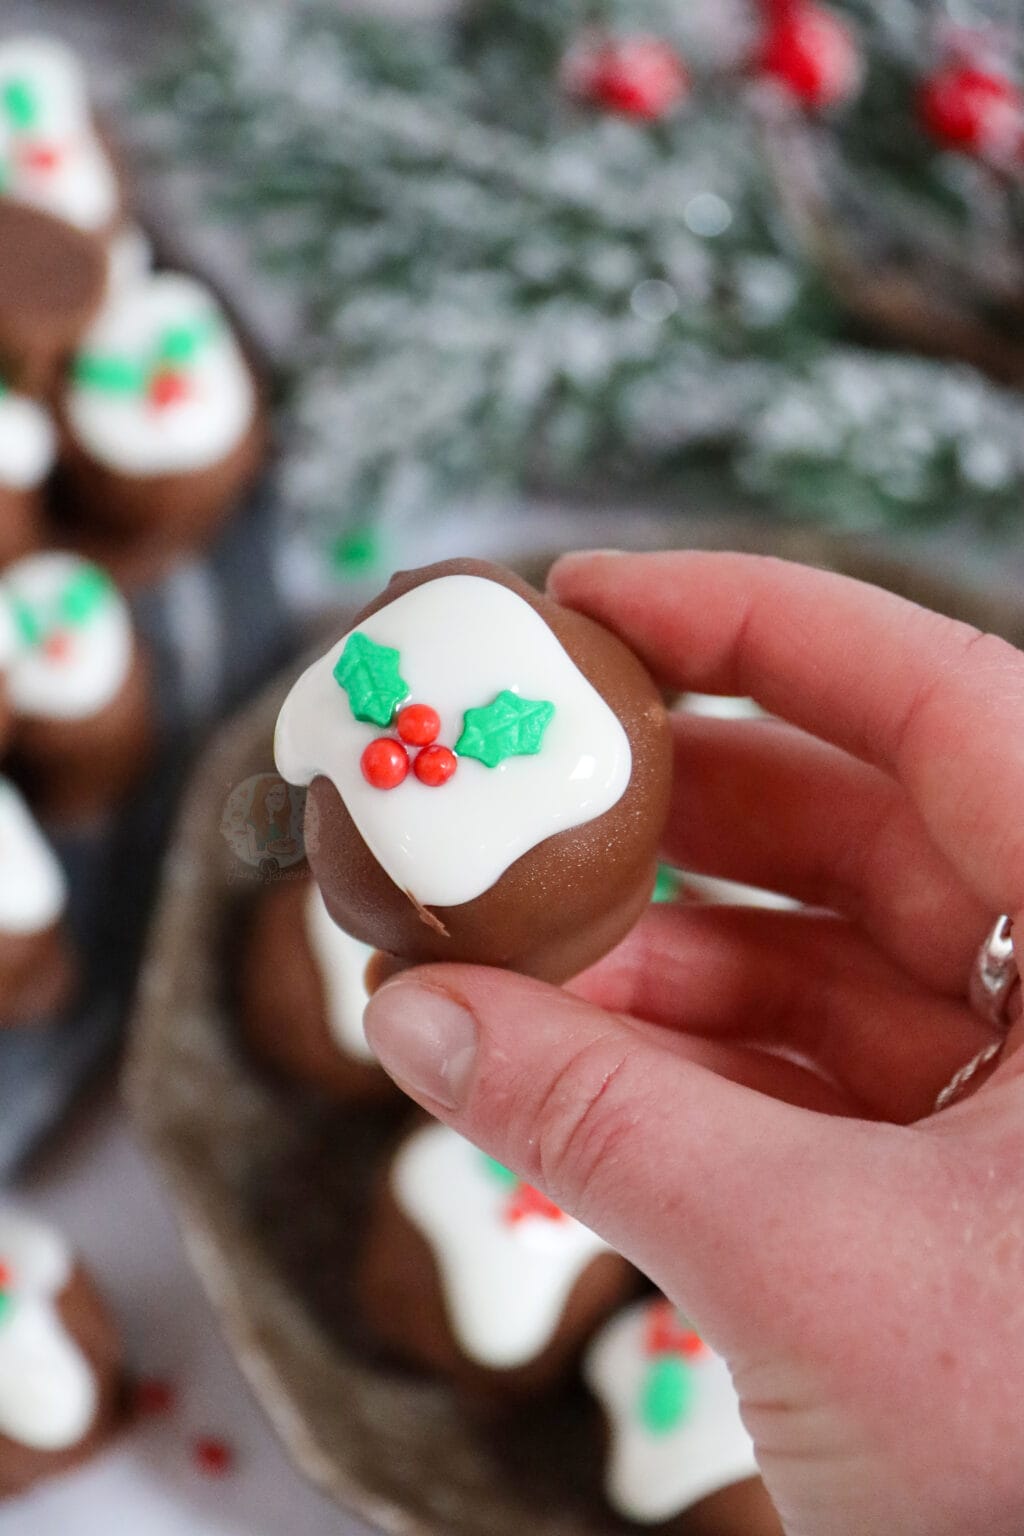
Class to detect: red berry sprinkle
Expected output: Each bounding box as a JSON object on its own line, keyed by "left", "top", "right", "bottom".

{"left": 193, "top": 1436, "right": 234, "bottom": 1476}
{"left": 397, "top": 703, "right": 441, "bottom": 747}
{"left": 413, "top": 744, "right": 457, "bottom": 787}
{"left": 361, "top": 737, "right": 409, "bottom": 790}
{"left": 148, "top": 370, "right": 190, "bottom": 411}
{"left": 134, "top": 1377, "right": 176, "bottom": 1416}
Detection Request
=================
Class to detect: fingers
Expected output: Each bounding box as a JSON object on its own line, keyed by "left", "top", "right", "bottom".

{"left": 568, "top": 904, "right": 995, "bottom": 1124}
{"left": 667, "top": 712, "right": 990, "bottom": 992}
{"left": 362, "top": 962, "right": 896, "bottom": 1351}
{"left": 549, "top": 551, "right": 1024, "bottom": 917}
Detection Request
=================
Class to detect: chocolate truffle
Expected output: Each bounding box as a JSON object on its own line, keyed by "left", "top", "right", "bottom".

{"left": 357, "top": 1119, "right": 639, "bottom": 1400}
{"left": 3, "top": 552, "right": 152, "bottom": 824}
{"left": 60, "top": 272, "right": 266, "bottom": 555}
{"left": 275, "top": 560, "right": 672, "bottom": 983}
{"left": 0, "top": 378, "right": 51, "bottom": 566}
{"left": 0, "top": 37, "right": 122, "bottom": 238}
{"left": 0, "top": 1207, "right": 123, "bottom": 1499}
{"left": 236, "top": 875, "right": 399, "bottom": 1104}
{"left": 583, "top": 1297, "right": 782, "bottom": 1534}
{"left": 0, "top": 201, "right": 105, "bottom": 393}
{"left": 0, "top": 777, "right": 75, "bottom": 1025}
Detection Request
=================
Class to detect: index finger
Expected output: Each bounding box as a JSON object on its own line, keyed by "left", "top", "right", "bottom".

{"left": 549, "top": 550, "right": 1024, "bottom": 920}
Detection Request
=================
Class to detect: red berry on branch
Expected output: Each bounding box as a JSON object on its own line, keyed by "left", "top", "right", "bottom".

{"left": 568, "top": 36, "right": 689, "bottom": 121}
{"left": 918, "top": 65, "right": 1024, "bottom": 162}
{"left": 361, "top": 737, "right": 409, "bottom": 790}
{"left": 413, "top": 744, "right": 457, "bottom": 787}
{"left": 758, "top": 4, "right": 862, "bottom": 109}
{"left": 397, "top": 702, "right": 441, "bottom": 747}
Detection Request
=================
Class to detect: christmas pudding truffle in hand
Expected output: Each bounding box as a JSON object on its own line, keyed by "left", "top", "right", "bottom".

{"left": 0, "top": 1206, "right": 123, "bottom": 1499}
{"left": 3, "top": 552, "right": 152, "bottom": 824}
{"left": 235, "top": 874, "right": 398, "bottom": 1104}
{"left": 0, "top": 778, "right": 75, "bottom": 1025}
{"left": 358, "top": 1120, "right": 638, "bottom": 1399}
{"left": 584, "top": 1297, "right": 782, "bottom": 1535}
{"left": 61, "top": 272, "right": 265, "bottom": 551}
{"left": 275, "top": 560, "right": 672, "bottom": 982}
{"left": 0, "top": 378, "right": 53, "bottom": 565}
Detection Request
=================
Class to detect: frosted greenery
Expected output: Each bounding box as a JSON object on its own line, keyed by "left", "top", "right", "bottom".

{"left": 145, "top": 0, "right": 1024, "bottom": 546}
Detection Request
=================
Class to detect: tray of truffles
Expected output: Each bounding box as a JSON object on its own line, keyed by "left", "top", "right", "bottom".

{"left": 0, "top": 33, "right": 286, "bottom": 1175}
{"left": 127, "top": 558, "right": 786, "bottom": 1536}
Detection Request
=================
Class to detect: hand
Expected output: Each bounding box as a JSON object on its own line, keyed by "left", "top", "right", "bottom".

{"left": 364, "top": 551, "right": 1024, "bottom": 1536}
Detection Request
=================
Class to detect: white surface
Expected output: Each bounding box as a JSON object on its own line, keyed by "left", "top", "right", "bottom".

{"left": 4, "top": 1094, "right": 370, "bottom": 1536}
{"left": 276, "top": 575, "right": 631, "bottom": 908}
{"left": 0, "top": 391, "right": 56, "bottom": 491}
{"left": 393, "top": 1123, "right": 611, "bottom": 1369}
{"left": 305, "top": 884, "right": 376, "bottom": 1062}
{"left": 0, "top": 778, "right": 67, "bottom": 934}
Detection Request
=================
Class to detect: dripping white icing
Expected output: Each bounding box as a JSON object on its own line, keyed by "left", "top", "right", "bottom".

{"left": 392, "top": 1123, "right": 611, "bottom": 1369}
{"left": 584, "top": 1298, "right": 758, "bottom": 1524}
{"left": 275, "top": 575, "right": 632, "bottom": 908}
{"left": 0, "top": 777, "right": 67, "bottom": 934}
{"left": 304, "top": 883, "right": 376, "bottom": 1062}
{"left": 0, "top": 1208, "right": 98, "bottom": 1451}
{"left": 0, "top": 389, "right": 56, "bottom": 490}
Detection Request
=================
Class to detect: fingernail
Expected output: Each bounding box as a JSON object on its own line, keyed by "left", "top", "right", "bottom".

{"left": 363, "top": 978, "right": 479, "bottom": 1110}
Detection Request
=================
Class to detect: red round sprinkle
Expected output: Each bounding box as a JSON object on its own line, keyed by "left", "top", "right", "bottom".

{"left": 361, "top": 737, "right": 409, "bottom": 790}
{"left": 413, "top": 744, "right": 457, "bottom": 787}
{"left": 396, "top": 703, "right": 441, "bottom": 747}
{"left": 148, "top": 370, "right": 190, "bottom": 411}
{"left": 134, "top": 1377, "right": 176, "bottom": 1416}
{"left": 43, "top": 631, "right": 72, "bottom": 661}
{"left": 0, "top": 1263, "right": 11, "bottom": 1289}
{"left": 193, "top": 1436, "right": 234, "bottom": 1476}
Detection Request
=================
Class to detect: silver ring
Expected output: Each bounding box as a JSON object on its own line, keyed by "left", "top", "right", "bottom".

{"left": 934, "top": 916, "right": 1017, "bottom": 1113}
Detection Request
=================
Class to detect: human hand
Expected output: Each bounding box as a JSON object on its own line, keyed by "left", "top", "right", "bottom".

{"left": 364, "top": 551, "right": 1024, "bottom": 1536}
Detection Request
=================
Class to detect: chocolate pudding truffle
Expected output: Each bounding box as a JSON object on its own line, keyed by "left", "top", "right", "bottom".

{"left": 3, "top": 552, "right": 151, "bottom": 823}
{"left": 236, "top": 875, "right": 397, "bottom": 1103}
{"left": 275, "top": 560, "right": 672, "bottom": 983}
{"left": 0, "top": 1207, "right": 123, "bottom": 1499}
{"left": 0, "top": 379, "right": 53, "bottom": 565}
{"left": 358, "top": 1120, "right": 638, "bottom": 1399}
{"left": 62, "top": 272, "right": 265, "bottom": 551}
{"left": 0, "top": 777, "right": 74, "bottom": 1024}
{"left": 0, "top": 201, "right": 105, "bottom": 393}
{"left": 0, "top": 38, "right": 121, "bottom": 237}
{"left": 584, "top": 1297, "right": 781, "bottom": 1534}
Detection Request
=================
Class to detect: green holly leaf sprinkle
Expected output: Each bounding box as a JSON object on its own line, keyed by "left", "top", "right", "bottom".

{"left": 156, "top": 315, "right": 220, "bottom": 366}
{"left": 59, "top": 563, "right": 112, "bottom": 627}
{"left": 3, "top": 78, "right": 38, "bottom": 131}
{"left": 72, "top": 354, "right": 148, "bottom": 394}
{"left": 652, "top": 865, "right": 682, "bottom": 904}
{"left": 0, "top": 1291, "right": 10, "bottom": 1326}
{"left": 640, "top": 1356, "right": 695, "bottom": 1436}
{"left": 333, "top": 632, "right": 409, "bottom": 727}
{"left": 455, "top": 691, "right": 555, "bottom": 769}
{"left": 480, "top": 1154, "right": 519, "bottom": 1188}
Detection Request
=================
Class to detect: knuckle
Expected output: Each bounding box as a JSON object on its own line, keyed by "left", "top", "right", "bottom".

{"left": 528, "top": 1032, "right": 641, "bottom": 1220}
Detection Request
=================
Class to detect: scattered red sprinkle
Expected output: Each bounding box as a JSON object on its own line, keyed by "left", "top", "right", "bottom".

{"left": 361, "top": 736, "right": 409, "bottom": 790}
{"left": 134, "top": 1377, "right": 176, "bottom": 1417}
{"left": 193, "top": 1436, "right": 235, "bottom": 1476}
{"left": 413, "top": 743, "right": 457, "bottom": 787}
{"left": 396, "top": 703, "right": 441, "bottom": 747}
{"left": 43, "top": 631, "right": 72, "bottom": 661}
{"left": 148, "top": 370, "right": 191, "bottom": 411}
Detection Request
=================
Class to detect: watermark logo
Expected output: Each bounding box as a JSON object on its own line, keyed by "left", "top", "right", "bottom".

{"left": 220, "top": 772, "right": 306, "bottom": 882}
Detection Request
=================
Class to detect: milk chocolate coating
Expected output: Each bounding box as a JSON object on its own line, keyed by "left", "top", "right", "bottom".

{"left": 0, "top": 203, "right": 105, "bottom": 394}
{"left": 305, "top": 560, "right": 673, "bottom": 984}
{"left": 357, "top": 1125, "right": 641, "bottom": 1402}
{"left": 235, "top": 875, "right": 399, "bottom": 1105}
{"left": 0, "top": 1263, "right": 123, "bottom": 1500}
{"left": 9, "top": 643, "right": 153, "bottom": 826}
{"left": 0, "top": 484, "right": 45, "bottom": 569}
{"left": 664, "top": 1476, "right": 784, "bottom": 1536}
{"left": 0, "top": 923, "right": 76, "bottom": 1028}
{"left": 58, "top": 393, "right": 267, "bottom": 553}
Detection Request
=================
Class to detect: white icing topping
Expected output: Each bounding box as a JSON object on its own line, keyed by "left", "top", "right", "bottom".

{"left": 392, "top": 1123, "right": 611, "bottom": 1369}
{"left": 2, "top": 552, "right": 134, "bottom": 721}
{"left": 276, "top": 575, "right": 632, "bottom": 908}
{"left": 0, "top": 38, "right": 119, "bottom": 231}
{"left": 66, "top": 272, "right": 256, "bottom": 476}
{"left": 0, "top": 777, "right": 66, "bottom": 933}
{"left": 584, "top": 1298, "right": 758, "bottom": 1524}
{"left": 0, "top": 387, "right": 55, "bottom": 490}
{"left": 104, "top": 222, "right": 153, "bottom": 297}
{"left": 0, "top": 1208, "right": 98, "bottom": 1451}
{"left": 304, "top": 883, "right": 376, "bottom": 1062}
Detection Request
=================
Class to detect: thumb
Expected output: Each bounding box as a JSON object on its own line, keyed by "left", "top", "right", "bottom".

{"left": 362, "top": 965, "right": 903, "bottom": 1355}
